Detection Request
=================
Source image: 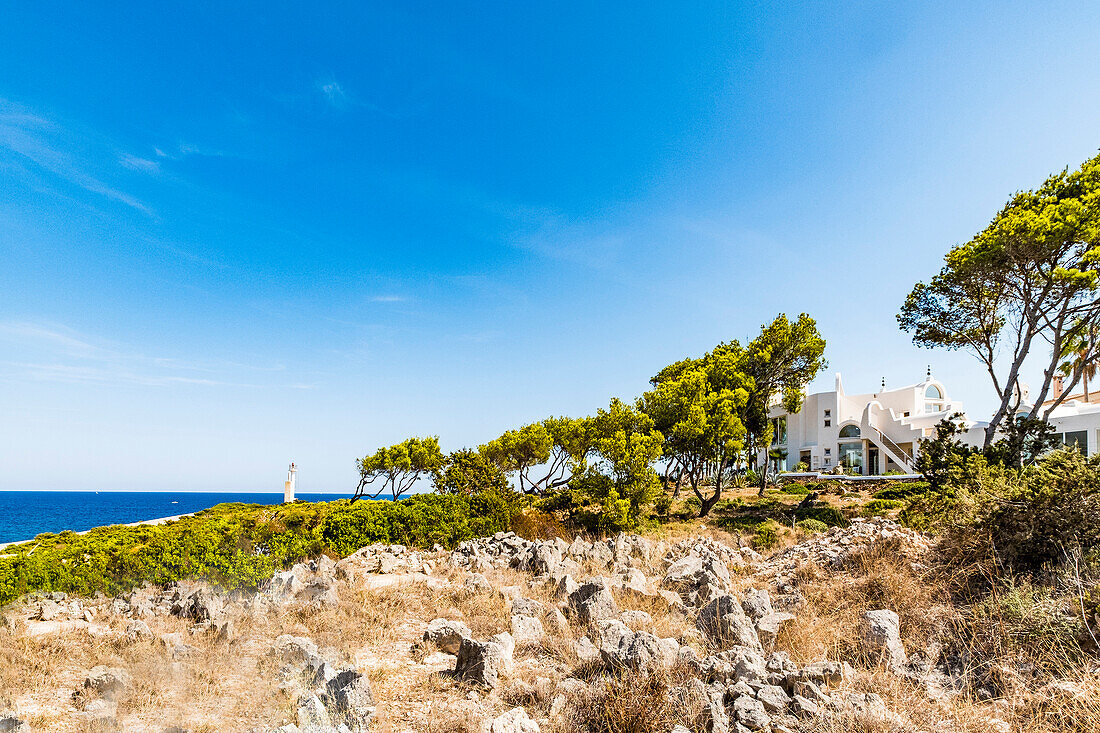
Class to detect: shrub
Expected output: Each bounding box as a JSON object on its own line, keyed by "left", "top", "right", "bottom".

{"left": 872, "top": 481, "right": 929, "bottom": 500}
{"left": 779, "top": 483, "right": 811, "bottom": 495}
{"left": 969, "top": 448, "right": 1100, "bottom": 571}
{"left": 432, "top": 449, "right": 510, "bottom": 496}
{"left": 795, "top": 518, "right": 828, "bottom": 533}
{"left": 0, "top": 492, "right": 517, "bottom": 606}
{"left": 792, "top": 504, "right": 848, "bottom": 527}
{"left": 752, "top": 520, "right": 782, "bottom": 550}
{"left": 859, "top": 499, "right": 905, "bottom": 516}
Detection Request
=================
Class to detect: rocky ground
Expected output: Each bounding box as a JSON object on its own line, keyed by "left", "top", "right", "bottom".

{"left": 0, "top": 518, "right": 1093, "bottom": 733}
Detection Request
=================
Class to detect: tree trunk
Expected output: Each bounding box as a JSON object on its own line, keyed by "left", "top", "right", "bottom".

{"left": 698, "top": 486, "right": 721, "bottom": 517}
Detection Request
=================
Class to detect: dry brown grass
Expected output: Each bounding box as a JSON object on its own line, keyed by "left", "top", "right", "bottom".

{"left": 549, "top": 666, "right": 703, "bottom": 733}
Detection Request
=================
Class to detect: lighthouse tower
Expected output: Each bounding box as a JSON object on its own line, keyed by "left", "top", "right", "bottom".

{"left": 284, "top": 462, "right": 298, "bottom": 503}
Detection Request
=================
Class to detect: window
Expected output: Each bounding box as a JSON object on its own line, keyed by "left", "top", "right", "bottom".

{"left": 838, "top": 442, "right": 862, "bottom": 471}
{"left": 838, "top": 424, "right": 861, "bottom": 439}
{"left": 771, "top": 416, "right": 787, "bottom": 446}
{"left": 824, "top": 419, "right": 831, "bottom": 427}
{"left": 823, "top": 458, "right": 830, "bottom": 466}
{"left": 902, "top": 411, "right": 910, "bottom": 418}
{"left": 925, "top": 384, "right": 943, "bottom": 400}
{"left": 824, "top": 448, "right": 831, "bottom": 456}
{"left": 1063, "top": 430, "right": 1088, "bottom": 455}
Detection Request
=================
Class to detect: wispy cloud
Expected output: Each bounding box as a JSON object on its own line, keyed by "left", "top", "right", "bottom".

{"left": 119, "top": 153, "right": 160, "bottom": 174}
{"left": 0, "top": 99, "right": 152, "bottom": 215}
{"left": 0, "top": 321, "right": 293, "bottom": 389}
{"left": 319, "top": 79, "right": 349, "bottom": 107}
{"left": 369, "top": 295, "right": 406, "bottom": 303}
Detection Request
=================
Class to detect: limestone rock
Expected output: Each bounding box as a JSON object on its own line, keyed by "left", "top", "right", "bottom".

{"left": 567, "top": 579, "right": 619, "bottom": 626}
{"left": 0, "top": 711, "right": 30, "bottom": 733}
{"left": 733, "top": 695, "right": 770, "bottom": 730}
{"left": 755, "top": 612, "right": 795, "bottom": 648}
{"left": 274, "top": 635, "right": 321, "bottom": 666}
{"left": 320, "top": 669, "right": 375, "bottom": 732}
{"left": 455, "top": 637, "right": 511, "bottom": 688}
{"left": 510, "top": 615, "right": 545, "bottom": 646}
{"left": 697, "top": 595, "right": 761, "bottom": 650}
{"left": 124, "top": 619, "right": 153, "bottom": 642}
{"left": 740, "top": 589, "right": 773, "bottom": 621}
{"left": 510, "top": 597, "right": 545, "bottom": 617}
{"left": 755, "top": 684, "right": 790, "bottom": 713}
{"left": 83, "top": 666, "right": 131, "bottom": 701}
{"left": 423, "top": 618, "right": 472, "bottom": 655}
{"left": 490, "top": 707, "right": 540, "bottom": 733}
{"left": 862, "top": 610, "right": 907, "bottom": 671}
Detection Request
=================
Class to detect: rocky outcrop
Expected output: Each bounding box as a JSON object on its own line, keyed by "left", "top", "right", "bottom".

{"left": 0, "top": 711, "right": 29, "bottom": 733}
{"left": 490, "top": 707, "right": 541, "bottom": 733}
{"left": 455, "top": 633, "right": 515, "bottom": 688}
{"left": 593, "top": 619, "right": 680, "bottom": 672}
{"left": 862, "top": 609, "right": 907, "bottom": 671}
{"left": 566, "top": 579, "right": 619, "bottom": 626}
{"left": 423, "top": 618, "right": 472, "bottom": 654}
{"left": 697, "top": 595, "right": 762, "bottom": 650}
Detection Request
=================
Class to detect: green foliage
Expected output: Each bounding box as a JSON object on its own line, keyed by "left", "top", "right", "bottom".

{"left": 0, "top": 493, "right": 516, "bottom": 606}
{"left": 859, "top": 499, "right": 905, "bottom": 516}
{"left": 356, "top": 436, "right": 444, "bottom": 501}
{"left": 792, "top": 504, "right": 848, "bottom": 527}
{"left": 646, "top": 314, "right": 825, "bottom": 511}
{"left": 480, "top": 422, "right": 554, "bottom": 494}
{"left": 983, "top": 416, "right": 1060, "bottom": 469}
{"left": 914, "top": 415, "right": 978, "bottom": 491}
{"left": 433, "top": 448, "right": 509, "bottom": 496}
{"left": 564, "top": 399, "right": 664, "bottom": 531}
{"left": 970, "top": 579, "right": 1089, "bottom": 669}
{"left": 899, "top": 153, "right": 1100, "bottom": 445}
{"left": 871, "top": 481, "right": 930, "bottom": 500}
{"left": 752, "top": 520, "right": 781, "bottom": 550}
{"left": 793, "top": 461, "right": 809, "bottom": 472}
{"left": 794, "top": 518, "right": 828, "bottom": 533}
{"left": 779, "top": 483, "right": 811, "bottom": 495}
{"left": 970, "top": 448, "right": 1100, "bottom": 571}
{"left": 642, "top": 362, "right": 747, "bottom": 516}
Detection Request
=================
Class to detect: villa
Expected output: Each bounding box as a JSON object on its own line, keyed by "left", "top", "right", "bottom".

{"left": 765, "top": 369, "right": 1100, "bottom": 476}
{"left": 1034, "top": 376, "right": 1100, "bottom": 455}
{"left": 764, "top": 371, "right": 987, "bottom": 475}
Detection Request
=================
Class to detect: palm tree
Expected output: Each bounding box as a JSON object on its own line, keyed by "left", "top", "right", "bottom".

{"left": 1059, "top": 320, "right": 1100, "bottom": 401}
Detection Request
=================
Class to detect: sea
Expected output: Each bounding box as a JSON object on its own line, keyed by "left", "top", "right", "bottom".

{"left": 0, "top": 491, "right": 354, "bottom": 545}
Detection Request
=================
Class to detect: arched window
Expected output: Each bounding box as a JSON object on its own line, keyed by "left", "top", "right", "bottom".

{"left": 838, "top": 424, "right": 860, "bottom": 439}
{"left": 925, "top": 384, "right": 943, "bottom": 400}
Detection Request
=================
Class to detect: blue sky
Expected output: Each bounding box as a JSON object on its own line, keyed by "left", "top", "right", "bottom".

{"left": 2, "top": 2, "right": 1100, "bottom": 491}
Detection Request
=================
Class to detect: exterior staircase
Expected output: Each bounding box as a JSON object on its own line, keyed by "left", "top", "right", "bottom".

{"left": 861, "top": 403, "right": 917, "bottom": 473}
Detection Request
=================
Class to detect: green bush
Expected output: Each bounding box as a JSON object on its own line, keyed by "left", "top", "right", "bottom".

{"left": 969, "top": 449, "right": 1100, "bottom": 571}
{"left": 752, "top": 520, "right": 782, "bottom": 550}
{"left": 872, "top": 481, "right": 930, "bottom": 500}
{"left": 432, "top": 449, "right": 510, "bottom": 496}
{"left": 779, "top": 484, "right": 811, "bottom": 495}
{"left": 860, "top": 499, "right": 905, "bottom": 516}
{"left": 0, "top": 492, "right": 517, "bottom": 606}
{"left": 794, "top": 518, "right": 828, "bottom": 533}
{"left": 792, "top": 504, "right": 848, "bottom": 527}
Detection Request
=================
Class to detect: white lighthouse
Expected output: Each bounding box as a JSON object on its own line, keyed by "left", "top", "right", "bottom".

{"left": 284, "top": 462, "right": 298, "bottom": 503}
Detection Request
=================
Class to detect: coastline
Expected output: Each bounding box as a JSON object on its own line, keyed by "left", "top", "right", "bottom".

{"left": 0, "top": 511, "right": 193, "bottom": 554}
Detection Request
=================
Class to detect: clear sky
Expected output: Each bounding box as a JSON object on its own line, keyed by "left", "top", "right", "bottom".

{"left": 3, "top": 2, "right": 1100, "bottom": 492}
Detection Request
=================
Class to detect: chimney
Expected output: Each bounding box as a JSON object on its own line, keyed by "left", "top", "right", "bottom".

{"left": 1053, "top": 374, "right": 1064, "bottom": 400}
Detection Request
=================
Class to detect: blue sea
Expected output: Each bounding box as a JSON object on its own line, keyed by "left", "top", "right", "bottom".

{"left": 0, "top": 491, "right": 352, "bottom": 545}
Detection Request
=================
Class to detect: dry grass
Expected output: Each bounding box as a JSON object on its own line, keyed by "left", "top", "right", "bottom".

{"left": 549, "top": 666, "right": 703, "bottom": 733}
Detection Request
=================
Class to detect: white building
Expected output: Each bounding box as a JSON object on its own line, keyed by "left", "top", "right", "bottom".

{"left": 764, "top": 372, "right": 985, "bottom": 475}
{"left": 1034, "top": 377, "right": 1099, "bottom": 456}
